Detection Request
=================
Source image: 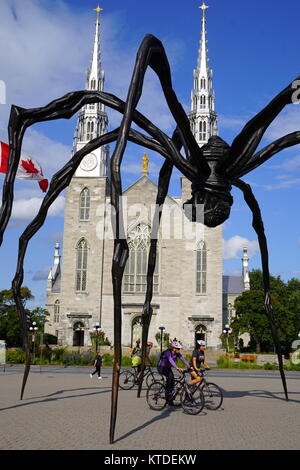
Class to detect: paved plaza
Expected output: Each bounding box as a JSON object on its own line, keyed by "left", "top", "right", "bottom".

{"left": 0, "top": 366, "right": 299, "bottom": 450}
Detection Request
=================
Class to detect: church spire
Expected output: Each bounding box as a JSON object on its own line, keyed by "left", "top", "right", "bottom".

{"left": 198, "top": 3, "right": 209, "bottom": 72}
{"left": 87, "top": 5, "right": 103, "bottom": 91}
{"left": 73, "top": 6, "right": 109, "bottom": 178}
{"left": 189, "top": 3, "right": 218, "bottom": 147}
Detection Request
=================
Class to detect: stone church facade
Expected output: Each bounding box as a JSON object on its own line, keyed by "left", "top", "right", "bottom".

{"left": 45, "top": 6, "right": 248, "bottom": 350}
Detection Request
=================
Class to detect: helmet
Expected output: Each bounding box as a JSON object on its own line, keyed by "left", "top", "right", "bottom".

{"left": 197, "top": 340, "right": 206, "bottom": 346}
{"left": 147, "top": 341, "right": 153, "bottom": 346}
{"left": 171, "top": 340, "right": 182, "bottom": 349}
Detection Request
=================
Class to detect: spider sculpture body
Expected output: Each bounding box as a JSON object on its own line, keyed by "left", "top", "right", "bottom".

{"left": 0, "top": 34, "right": 299, "bottom": 444}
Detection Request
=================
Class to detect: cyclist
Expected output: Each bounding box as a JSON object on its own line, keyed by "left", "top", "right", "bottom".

{"left": 157, "top": 340, "right": 192, "bottom": 405}
{"left": 189, "top": 340, "right": 210, "bottom": 386}
{"left": 133, "top": 341, "right": 153, "bottom": 381}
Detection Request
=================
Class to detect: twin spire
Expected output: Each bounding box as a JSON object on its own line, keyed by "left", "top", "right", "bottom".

{"left": 189, "top": 3, "right": 217, "bottom": 146}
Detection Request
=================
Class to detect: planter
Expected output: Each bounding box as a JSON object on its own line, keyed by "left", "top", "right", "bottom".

{"left": 240, "top": 354, "right": 256, "bottom": 362}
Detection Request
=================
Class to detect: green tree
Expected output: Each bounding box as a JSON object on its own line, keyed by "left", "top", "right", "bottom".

{"left": 0, "top": 288, "right": 49, "bottom": 347}
{"left": 249, "top": 269, "right": 286, "bottom": 297}
{"left": 286, "top": 278, "right": 300, "bottom": 336}
{"left": 232, "top": 288, "right": 296, "bottom": 353}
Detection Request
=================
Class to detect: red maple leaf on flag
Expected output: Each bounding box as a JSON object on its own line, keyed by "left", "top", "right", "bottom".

{"left": 20, "top": 159, "right": 39, "bottom": 174}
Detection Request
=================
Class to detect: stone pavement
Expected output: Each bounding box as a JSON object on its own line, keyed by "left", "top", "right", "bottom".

{"left": 0, "top": 366, "right": 299, "bottom": 450}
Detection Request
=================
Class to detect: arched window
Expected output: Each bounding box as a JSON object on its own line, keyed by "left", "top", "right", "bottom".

{"left": 76, "top": 239, "right": 88, "bottom": 291}
{"left": 196, "top": 240, "right": 207, "bottom": 294}
{"left": 79, "top": 188, "right": 90, "bottom": 221}
{"left": 87, "top": 120, "right": 94, "bottom": 140}
{"left": 124, "top": 223, "right": 159, "bottom": 293}
{"left": 201, "top": 77, "right": 206, "bottom": 89}
{"left": 54, "top": 299, "right": 60, "bottom": 323}
{"left": 131, "top": 316, "right": 142, "bottom": 346}
{"left": 200, "top": 95, "right": 206, "bottom": 108}
{"left": 199, "top": 121, "right": 207, "bottom": 141}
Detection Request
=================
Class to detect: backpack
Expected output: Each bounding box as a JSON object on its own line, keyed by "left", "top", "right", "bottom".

{"left": 131, "top": 346, "right": 140, "bottom": 358}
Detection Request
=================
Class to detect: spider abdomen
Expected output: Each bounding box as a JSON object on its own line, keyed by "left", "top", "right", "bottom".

{"left": 183, "top": 136, "right": 233, "bottom": 227}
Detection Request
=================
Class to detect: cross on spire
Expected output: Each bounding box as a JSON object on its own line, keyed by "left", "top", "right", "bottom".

{"left": 199, "top": 2, "right": 209, "bottom": 19}
{"left": 93, "top": 5, "right": 103, "bottom": 23}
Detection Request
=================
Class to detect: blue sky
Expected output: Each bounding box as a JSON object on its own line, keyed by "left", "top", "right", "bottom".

{"left": 1, "top": 0, "right": 300, "bottom": 308}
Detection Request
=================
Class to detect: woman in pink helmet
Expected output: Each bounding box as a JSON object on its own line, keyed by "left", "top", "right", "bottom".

{"left": 157, "top": 340, "right": 191, "bottom": 405}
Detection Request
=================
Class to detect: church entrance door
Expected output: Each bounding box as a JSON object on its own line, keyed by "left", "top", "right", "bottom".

{"left": 195, "top": 324, "right": 206, "bottom": 348}
{"left": 73, "top": 322, "right": 85, "bottom": 346}
{"left": 131, "top": 316, "right": 142, "bottom": 347}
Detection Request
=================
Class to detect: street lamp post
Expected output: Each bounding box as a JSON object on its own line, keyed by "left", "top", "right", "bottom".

{"left": 93, "top": 325, "right": 101, "bottom": 353}
{"left": 158, "top": 326, "right": 165, "bottom": 355}
{"left": 223, "top": 324, "right": 232, "bottom": 354}
{"left": 29, "top": 321, "right": 39, "bottom": 363}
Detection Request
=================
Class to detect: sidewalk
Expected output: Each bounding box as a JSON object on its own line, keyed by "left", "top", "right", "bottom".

{"left": 0, "top": 366, "right": 299, "bottom": 450}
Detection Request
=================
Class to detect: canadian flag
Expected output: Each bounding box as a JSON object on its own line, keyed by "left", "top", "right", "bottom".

{"left": 0, "top": 141, "right": 48, "bottom": 192}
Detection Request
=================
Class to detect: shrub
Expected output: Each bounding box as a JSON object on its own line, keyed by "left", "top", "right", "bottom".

{"left": 102, "top": 353, "right": 114, "bottom": 366}
{"left": 263, "top": 362, "right": 279, "bottom": 370}
{"left": 7, "top": 349, "right": 26, "bottom": 363}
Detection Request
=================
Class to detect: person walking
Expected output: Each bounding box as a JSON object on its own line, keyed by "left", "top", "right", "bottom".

{"left": 90, "top": 352, "right": 103, "bottom": 379}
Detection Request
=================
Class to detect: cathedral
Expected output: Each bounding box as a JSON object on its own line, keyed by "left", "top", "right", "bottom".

{"left": 45, "top": 5, "right": 249, "bottom": 350}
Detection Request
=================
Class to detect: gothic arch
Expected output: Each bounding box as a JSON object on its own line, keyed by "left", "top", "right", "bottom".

{"left": 196, "top": 240, "right": 207, "bottom": 294}
{"left": 131, "top": 315, "right": 142, "bottom": 347}
{"left": 79, "top": 187, "right": 90, "bottom": 221}
{"left": 75, "top": 238, "right": 89, "bottom": 291}
{"left": 124, "top": 223, "right": 159, "bottom": 293}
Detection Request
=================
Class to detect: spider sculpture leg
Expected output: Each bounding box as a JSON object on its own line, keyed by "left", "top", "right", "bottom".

{"left": 213, "top": 76, "right": 300, "bottom": 401}
{"left": 137, "top": 159, "right": 173, "bottom": 398}
{"left": 107, "top": 35, "right": 210, "bottom": 442}
{"left": 233, "top": 178, "right": 288, "bottom": 400}
{"left": 217, "top": 75, "right": 300, "bottom": 177}
{"left": 137, "top": 131, "right": 183, "bottom": 398}
{"left": 13, "top": 130, "right": 120, "bottom": 399}
{"left": 0, "top": 95, "right": 178, "bottom": 404}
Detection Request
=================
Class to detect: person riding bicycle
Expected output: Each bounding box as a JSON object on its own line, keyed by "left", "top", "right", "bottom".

{"left": 189, "top": 340, "right": 210, "bottom": 386}
{"left": 132, "top": 341, "right": 153, "bottom": 382}
{"left": 157, "top": 340, "right": 191, "bottom": 405}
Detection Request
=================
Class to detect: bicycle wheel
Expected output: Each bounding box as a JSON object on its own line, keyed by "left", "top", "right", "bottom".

{"left": 119, "top": 370, "right": 136, "bottom": 390}
{"left": 202, "top": 382, "right": 223, "bottom": 410}
{"left": 146, "top": 370, "right": 165, "bottom": 388}
{"left": 146, "top": 382, "right": 167, "bottom": 411}
{"left": 180, "top": 385, "right": 205, "bottom": 415}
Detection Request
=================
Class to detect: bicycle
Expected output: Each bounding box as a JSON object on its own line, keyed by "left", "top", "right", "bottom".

{"left": 146, "top": 370, "right": 205, "bottom": 415}
{"left": 119, "top": 365, "right": 165, "bottom": 390}
{"left": 198, "top": 369, "right": 223, "bottom": 410}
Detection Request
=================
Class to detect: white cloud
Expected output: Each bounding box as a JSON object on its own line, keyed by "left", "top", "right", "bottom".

{"left": 32, "top": 266, "right": 51, "bottom": 281}
{"left": 11, "top": 195, "right": 65, "bottom": 220}
{"left": 218, "top": 114, "right": 247, "bottom": 132}
{"left": 267, "top": 154, "right": 300, "bottom": 173}
{"left": 248, "top": 178, "right": 300, "bottom": 191}
{"left": 21, "top": 128, "right": 71, "bottom": 179}
{"left": 223, "top": 235, "right": 259, "bottom": 260}
{"left": 265, "top": 105, "right": 300, "bottom": 142}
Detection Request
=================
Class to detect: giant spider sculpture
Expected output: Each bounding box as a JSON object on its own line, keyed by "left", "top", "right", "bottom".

{"left": 0, "top": 35, "right": 298, "bottom": 443}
